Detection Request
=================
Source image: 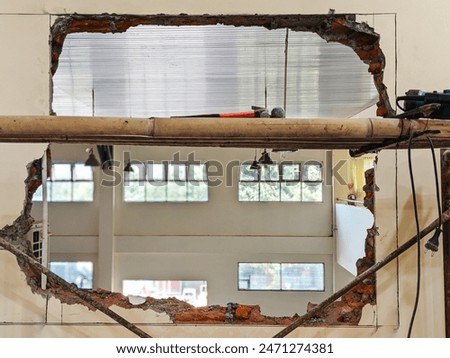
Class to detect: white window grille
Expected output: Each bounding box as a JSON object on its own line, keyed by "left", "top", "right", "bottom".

{"left": 124, "top": 162, "right": 208, "bottom": 202}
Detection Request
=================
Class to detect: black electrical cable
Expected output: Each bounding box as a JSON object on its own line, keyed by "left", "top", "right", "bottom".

{"left": 396, "top": 97, "right": 407, "bottom": 112}
{"left": 407, "top": 132, "right": 421, "bottom": 338}
{"left": 406, "top": 135, "right": 442, "bottom": 337}
{"left": 424, "top": 136, "right": 443, "bottom": 253}
{"left": 426, "top": 136, "right": 442, "bottom": 229}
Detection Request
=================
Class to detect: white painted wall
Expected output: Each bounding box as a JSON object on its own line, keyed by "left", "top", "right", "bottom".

{"left": 32, "top": 143, "right": 334, "bottom": 316}
{"left": 0, "top": 12, "right": 50, "bottom": 327}
{"left": 0, "top": 0, "right": 448, "bottom": 338}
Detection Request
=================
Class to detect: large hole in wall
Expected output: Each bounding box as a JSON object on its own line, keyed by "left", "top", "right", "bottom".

{"left": 51, "top": 13, "right": 393, "bottom": 118}
{"left": 44, "top": 13, "right": 390, "bottom": 329}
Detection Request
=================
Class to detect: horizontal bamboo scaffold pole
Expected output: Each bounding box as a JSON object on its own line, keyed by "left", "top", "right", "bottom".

{"left": 0, "top": 115, "right": 449, "bottom": 149}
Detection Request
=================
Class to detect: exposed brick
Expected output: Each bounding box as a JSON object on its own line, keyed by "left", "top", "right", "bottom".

{"left": 304, "top": 167, "right": 377, "bottom": 325}
{"left": 234, "top": 304, "right": 253, "bottom": 320}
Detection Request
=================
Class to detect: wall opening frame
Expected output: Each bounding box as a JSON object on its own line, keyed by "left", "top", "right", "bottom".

{"left": 50, "top": 13, "right": 394, "bottom": 118}
{"left": 46, "top": 12, "right": 392, "bottom": 328}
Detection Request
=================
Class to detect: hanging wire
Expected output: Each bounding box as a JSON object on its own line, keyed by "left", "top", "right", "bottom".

{"left": 283, "top": 28, "right": 289, "bottom": 113}
{"left": 423, "top": 136, "right": 442, "bottom": 254}
{"left": 264, "top": 42, "right": 268, "bottom": 110}
{"left": 407, "top": 132, "right": 421, "bottom": 338}
{"left": 427, "top": 136, "right": 443, "bottom": 229}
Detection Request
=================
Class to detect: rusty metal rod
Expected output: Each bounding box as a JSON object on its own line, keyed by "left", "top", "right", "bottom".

{"left": 0, "top": 237, "right": 152, "bottom": 338}
{"left": 273, "top": 209, "right": 450, "bottom": 338}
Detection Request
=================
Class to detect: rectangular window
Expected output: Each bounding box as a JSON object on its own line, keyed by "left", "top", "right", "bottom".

{"left": 123, "top": 163, "right": 146, "bottom": 202}
{"left": 238, "top": 262, "right": 325, "bottom": 291}
{"left": 33, "top": 163, "right": 94, "bottom": 202}
{"left": 31, "top": 230, "right": 43, "bottom": 263}
{"left": 302, "top": 162, "right": 323, "bottom": 202}
{"left": 239, "top": 162, "right": 323, "bottom": 202}
{"left": 124, "top": 162, "right": 208, "bottom": 202}
{"left": 49, "top": 261, "right": 93, "bottom": 289}
{"left": 26, "top": 223, "right": 47, "bottom": 264}
{"left": 122, "top": 280, "right": 207, "bottom": 307}
{"left": 146, "top": 163, "right": 167, "bottom": 202}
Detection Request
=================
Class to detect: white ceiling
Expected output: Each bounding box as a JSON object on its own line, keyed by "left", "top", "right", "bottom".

{"left": 52, "top": 24, "right": 378, "bottom": 119}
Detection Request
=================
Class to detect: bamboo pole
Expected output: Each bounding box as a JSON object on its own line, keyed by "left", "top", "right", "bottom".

{"left": 0, "top": 116, "right": 151, "bottom": 137}
{"left": 272, "top": 209, "right": 450, "bottom": 338}
{"left": 0, "top": 116, "right": 449, "bottom": 149}
{"left": 0, "top": 237, "right": 152, "bottom": 338}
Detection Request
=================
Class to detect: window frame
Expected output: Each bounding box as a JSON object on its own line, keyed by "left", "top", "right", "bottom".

{"left": 33, "top": 161, "right": 95, "bottom": 202}
{"left": 122, "top": 279, "right": 208, "bottom": 307}
{"left": 49, "top": 260, "right": 94, "bottom": 289}
{"left": 123, "top": 161, "right": 209, "bottom": 202}
{"left": 237, "top": 262, "right": 325, "bottom": 292}
{"left": 238, "top": 161, "right": 323, "bottom": 202}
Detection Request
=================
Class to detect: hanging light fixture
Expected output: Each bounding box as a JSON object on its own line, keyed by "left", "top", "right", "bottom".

{"left": 123, "top": 147, "right": 134, "bottom": 172}
{"left": 258, "top": 149, "right": 273, "bottom": 165}
{"left": 124, "top": 160, "right": 134, "bottom": 172}
{"left": 250, "top": 149, "right": 260, "bottom": 170}
{"left": 85, "top": 148, "right": 100, "bottom": 167}
{"left": 250, "top": 160, "right": 260, "bottom": 170}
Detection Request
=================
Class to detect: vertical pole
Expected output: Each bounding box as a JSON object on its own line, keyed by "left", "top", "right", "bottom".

{"left": 441, "top": 149, "right": 450, "bottom": 338}
{"left": 283, "top": 28, "right": 289, "bottom": 113}
{"left": 41, "top": 147, "right": 48, "bottom": 290}
{"left": 41, "top": 148, "right": 49, "bottom": 324}
{"left": 97, "top": 160, "right": 115, "bottom": 291}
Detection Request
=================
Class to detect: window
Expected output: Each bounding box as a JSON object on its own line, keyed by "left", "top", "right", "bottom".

{"left": 28, "top": 223, "right": 44, "bottom": 263}
{"left": 33, "top": 163, "right": 94, "bottom": 202}
{"left": 124, "top": 162, "right": 208, "bottom": 202}
{"left": 49, "top": 261, "right": 93, "bottom": 289}
{"left": 122, "top": 280, "right": 207, "bottom": 307}
{"left": 239, "top": 162, "right": 323, "bottom": 202}
{"left": 238, "top": 262, "right": 325, "bottom": 291}
{"left": 31, "top": 230, "right": 43, "bottom": 262}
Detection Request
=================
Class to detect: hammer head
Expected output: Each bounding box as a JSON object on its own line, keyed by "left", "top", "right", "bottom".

{"left": 271, "top": 107, "right": 286, "bottom": 118}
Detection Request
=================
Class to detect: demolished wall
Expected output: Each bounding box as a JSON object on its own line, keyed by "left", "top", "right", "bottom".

{"left": 0, "top": 13, "right": 392, "bottom": 335}
{"left": 2, "top": 1, "right": 447, "bottom": 336}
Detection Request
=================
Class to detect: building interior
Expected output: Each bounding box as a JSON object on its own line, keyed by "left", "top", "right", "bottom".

{"left": 0, "top": 1, "right": 449, "bottom": 338}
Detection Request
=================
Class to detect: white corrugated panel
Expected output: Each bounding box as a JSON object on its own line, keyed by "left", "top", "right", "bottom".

{"left": 53, "top": 25, "right": 377, "bottom": 118}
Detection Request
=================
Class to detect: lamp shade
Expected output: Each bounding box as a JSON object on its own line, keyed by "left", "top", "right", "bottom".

{"left": 124, "top": 160, "right": 134, "bottom": 172}
{"left": 85, "top": 148, "right": 100, "bottom": 167}
{"left": 259, "top": 150, "right": 273, "bottom": 165}
{"left": 250, "top": 160, "right": 260, "bottom": 170}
